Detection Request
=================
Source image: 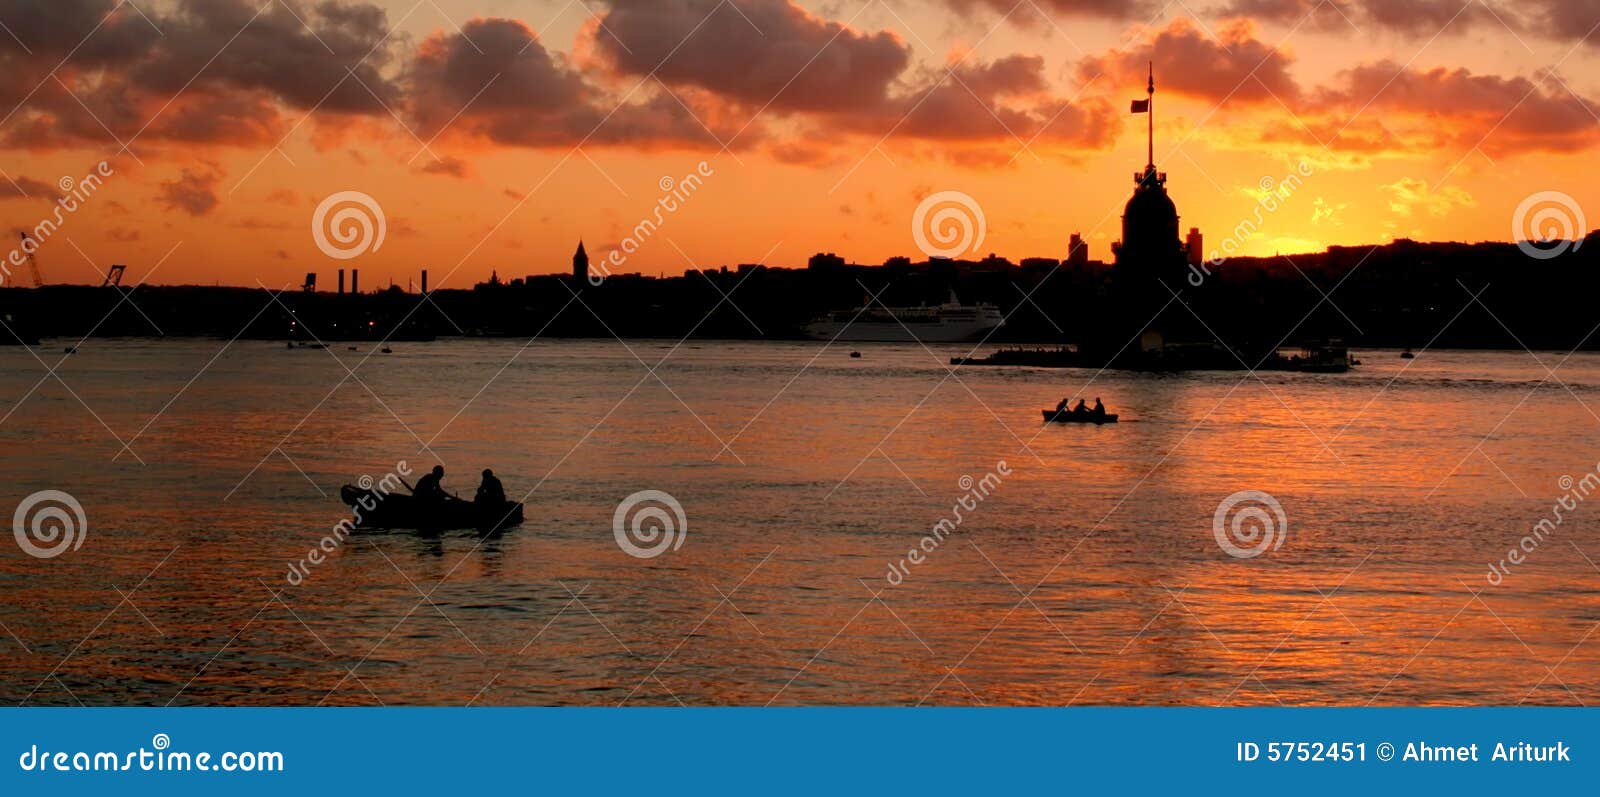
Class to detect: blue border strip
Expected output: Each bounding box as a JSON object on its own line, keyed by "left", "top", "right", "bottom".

{"left": 2, "top": 708, "right": 1591, "bottom": 794}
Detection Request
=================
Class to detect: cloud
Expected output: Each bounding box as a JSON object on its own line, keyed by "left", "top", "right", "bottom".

{"left": 592, "top": 0, "right": 911, "bottom": 113}
{"left": 1082, "top": 17, "right": 1600, "bottom": 160}
{"left": 1218, "top": 0, "right": 1600, "bottom": 46}
{"left": 585, "top": 1, "right": 1119, "bottom": 160}
{"left": 0, "top": 175, "right": 55, "bottom": 199}
{"left": 1075, "top": 18, "right": 1301, "bottom": 105}
{"left": 865, "top": 55, "right": 1120, "bottom": 151}
{"left": 941, "top": 0, "right": 1158, "bottom": 22}
{"left": 0, "top": 0, "right": 402, "bottom": 150}
{"left": 157, "top": 167, "right": 221, "bottom": 216}
{"left": 408, "top": 17, "right": 726, "bottom": 149}
{"left": 420, "top": 155, "right": 471, "bottom": 178}
{"left": 1383, "top": 177, "right": 1476, "bottom": 217}
{"left": 1311, "top": 61, "right": 1600, "bottom": 155}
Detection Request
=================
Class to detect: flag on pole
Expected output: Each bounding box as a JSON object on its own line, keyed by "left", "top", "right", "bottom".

{"left": 1130, "top": 99, "right": 1150, "bottom": 114}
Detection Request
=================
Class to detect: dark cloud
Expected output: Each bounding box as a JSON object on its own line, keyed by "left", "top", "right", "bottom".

{"left": 1218, "top": 0, "right": 1600, "bottom": 44}
{"left": 585, "top": 1, "right": 1116, "bottom": 158}
{"left": 592, "top": 0, "right": 910, "bottom": 113}
{"left": 1076, "top": 16, "right": 1600, "bottom": 158}
{"left": 873, "top": 55, "right": 1119, "bottom": 150}
{"left": 0, "top": 175, "right": 55, "bottom": 199}
{"left": 408, "top": 17, "right": 729, "bottom": 149}
{"left": 1312, "top": 61, "right": 1600, "bottom": 154}
{"left": 1075, "top": 18, "right": 1301, "bottom": 105}
{"left": 420, "top": 155, "right": 471, "bottom": 177}
{"left": 0, "top": 0, "right": 402, "bottom": 150}
{"left": 157, "top": 167, "right": 221, "bottom": 216}
{"left": 941, "top": 0, "right": 1159, "bottom": 21}
{"left": 130, "top": 0, "right": 401, "bottom": 113}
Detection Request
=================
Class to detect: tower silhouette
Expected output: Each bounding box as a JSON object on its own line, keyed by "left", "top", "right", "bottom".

{"left": 572, "top": 239, "right": 589, "bottom": 288}
{"left": 1094, "top": 63, "right": 1201, "bottom": 360}
{"left": 1113, "top": 62, "right": 1184, "bottom": 284}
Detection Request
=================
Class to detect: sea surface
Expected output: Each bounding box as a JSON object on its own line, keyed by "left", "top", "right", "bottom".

{"left": 2, "top": 338, "right": 1598, "bottom": 706}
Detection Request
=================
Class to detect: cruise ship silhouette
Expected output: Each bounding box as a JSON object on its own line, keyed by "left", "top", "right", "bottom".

{"left": 805, "top": 292, "right": 1004, "bottom": 342}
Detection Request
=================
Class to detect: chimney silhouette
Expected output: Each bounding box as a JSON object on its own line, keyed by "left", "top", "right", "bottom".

{"left": 337, "top": 268, "right": 345, "bottom": 295}
{"left": 421, "top": 269, "right": 428, "bottom": 293}
{"left": 351, "top": 269, "right": 359, "bottom": 295}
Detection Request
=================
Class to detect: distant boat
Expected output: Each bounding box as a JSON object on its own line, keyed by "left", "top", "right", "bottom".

{"left": 1042, "top": 409, "right": 1119, "bottom": 424}
{"left": 1401, "top": 349, "right": 1416, "bottom": 359}
{"left": 805, "top": 292, "right": 1003, "bottom": 343}
{"left": 1277, "top": 341, "right": 1352, "bottom": 373}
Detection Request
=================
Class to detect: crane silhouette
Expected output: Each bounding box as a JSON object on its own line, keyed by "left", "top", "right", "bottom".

{"left": 17, "top": 231, "right": 42, "bottom": 287}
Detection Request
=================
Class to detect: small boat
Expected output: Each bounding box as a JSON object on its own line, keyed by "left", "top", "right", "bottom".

{"left": 339, "top": 485, "right": 524, "bottom": 531}
{"left": 1400, "top": 349, "right": 1415, "bottom": 359}
{"left": 1042, "top": 409, "right": 1119, "bottom": 425}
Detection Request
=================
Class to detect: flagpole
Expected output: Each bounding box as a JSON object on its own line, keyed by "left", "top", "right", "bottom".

{"left": 1147, "top": 61, "right": 1154, "bottom": 170}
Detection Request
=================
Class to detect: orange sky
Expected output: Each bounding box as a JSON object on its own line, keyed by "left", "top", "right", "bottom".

{"left": 2, "top": 0, "right": 1598, "bottom": 289}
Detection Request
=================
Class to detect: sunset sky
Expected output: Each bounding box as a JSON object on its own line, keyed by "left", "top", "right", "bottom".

{"left": 2, "top": 0, "right": 1598, "bottom": 289}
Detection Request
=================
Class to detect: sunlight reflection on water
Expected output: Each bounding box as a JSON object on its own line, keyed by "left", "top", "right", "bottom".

{"left": 1, "top": 340, "right": 1597, "bottom": 705}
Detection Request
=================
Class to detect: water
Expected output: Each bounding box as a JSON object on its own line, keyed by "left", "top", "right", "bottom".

{"left": 2, "top": 339, "right": 1598, "bottom": 705}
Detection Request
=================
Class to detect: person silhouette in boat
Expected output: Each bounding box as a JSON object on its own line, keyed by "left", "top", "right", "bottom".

{"left": 1072, "top": 399, "right": 1088, "bottom": 415}
{"left": 410, "top": 465, "right": 448, "bottom": 505}
{"left": 1056, "top": 397, "right": 1070, "bottom": 414}
{"left": 475, "top": 469, "right": 505, "bottom": 506}
{"left": 1092, "top": 398, "right": 1106, "bottom": 418}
